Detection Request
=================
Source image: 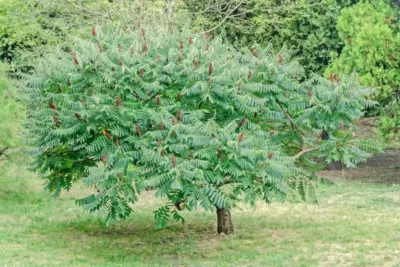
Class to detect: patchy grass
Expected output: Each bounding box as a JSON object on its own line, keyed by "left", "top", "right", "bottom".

{"left": 1, "top": 154, "right": 400, "bottom": 267}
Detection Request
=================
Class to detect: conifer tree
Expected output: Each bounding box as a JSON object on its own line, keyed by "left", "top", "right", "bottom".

{"left": 22, "top": 26, "right": 380, "bottom": 234}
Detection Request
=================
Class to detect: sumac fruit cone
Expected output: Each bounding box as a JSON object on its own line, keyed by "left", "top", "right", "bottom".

{"left": 239, "top": 117, "right": 247, "bottom": 127}
{"left": 48, "top": 101, "right": 56, "bottom": 110}
{"left": 158, "top": 138, "right": 163, "bottom": 146}
{"left": 177, "top": 92, "right": 181, "bottom": 102}
{"left": 217, "top": 149, "right": 221, "bottom": 158}
{"left": 118, "top": 44, "right": 122, "bottom": 52}
{"left": 268, "top": 152, "right": 274, "bottom": 160}
{"left": 80, "top": 99, "right": 85, "bottom": 104}
{"left": 171, "top": 116, "right": 176, "bottom": 125}
{"left": 143, "top": 43, "right": 148, "bottom": 52}
{"left": 140, "top": 69, "right": 144, "bottom": 78}
{"left": 159, "top": 122, "right": 164, "bottom": 130}
{"left": 53, "top": 115, "right": 59, "bottom": 125}
{"left": 130, "top": 46, "right": 134, "bottom": 54}
{"left": 98, "top": 45, "right": 102, "bottom": 53}
{"left": 118, "top": 59, "right": 123, "bottom": 66}
{"left": 206, "top": 44, "right": 210, "bottom": 51}
{"left": 336, "top": 76, "right": 341, "bottom": 83}
{"left": 208, "top": 63, "right": 213, "bottom": 76}
{"left": 102, "top": 129, "right": 112, "bottom": 140}
{"left": 92, "top": 26, "right": 96, "bottom": 37}
{"left": 156, "top": 55, "right": 161, "bottom": 62}
{"left": 116, "top": 138, "right": 120, "bottom": 147}
{"left": 252, "top": 48, "right": 257, "bottom": 57}
{"left": 135, "top": 123, "right": 141, "bottom": 136}
{"left": 161, "top": 149, "right": 165, "bottom": 156}
{"left": 74, "top": 112, "right": 81, "bottom": 120}
{"left": 118, "top": 172, "right": 123, "bottom": 179}
{"left": 179, "top": 40, "right": 183, "bottom": 50}
{"left": 308, "top": 89, "right": 312, "bottom": 98}
{"left": 73, "top": 53, "right": 79, "bottom": 65}
{"left": 205, "top": 32, "right": 210, "bottom": 40}
{"left": 101, "top": 154, "right": 106, "bottom": 163}
{"left": 171, "top": 154, "right": 177, "bottom": 167}
{"left": 330, "top": 73, "right": 335, "bottom": 83}
{"left": 115, "top": 95, "right": 121, "bottom": 107}
{"left": 248, "top": 70, "right": 252, "bottom": 79}
{"left": 178, "top": 53, "right": 182, "bottom": 62}
{"left": 141, "top": 28, "right": 146, "bottom": 40}
{"left": 189, "top": 36, "right": 193, "bottom": 44}
{"left": 156, "top": 95, "right": 161, "bottom": 106}
{"left": 177, "top": 109, "right": 182, "bottom": 122}
{"left": 194, "top": 59, "right": 199, "bottom": 67}
{"left": 238, "top": 132, "right": 244, "bottom": 143}
{"left": 278, "top": 55, "right": 283, "bottom": 64}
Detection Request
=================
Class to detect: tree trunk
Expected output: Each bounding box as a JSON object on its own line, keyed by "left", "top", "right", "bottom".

{"left": 216, "top": 208, "right": 234, "bottom": 234}
{"left": 321, "top": 131, "right": 342, "bottom": 170}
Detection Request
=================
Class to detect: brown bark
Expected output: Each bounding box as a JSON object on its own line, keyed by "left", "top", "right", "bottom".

{"left": 321, "top": 131, "right": 343, "bottom": 170}
{"left": 217, "top": 208, "right": 234, "bottom": 234}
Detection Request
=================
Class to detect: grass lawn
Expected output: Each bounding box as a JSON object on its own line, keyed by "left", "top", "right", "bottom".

{"left": 1, "top": 154, "right": 400, "bottom": 267}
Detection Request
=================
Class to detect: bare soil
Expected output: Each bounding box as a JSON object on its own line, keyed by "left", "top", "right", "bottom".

{"left": 319, "top": 118, "right": 400, "bottom": 184}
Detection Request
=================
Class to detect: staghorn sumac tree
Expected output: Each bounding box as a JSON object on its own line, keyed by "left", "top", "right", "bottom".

{"left": 22, "top": 26, "right": 379, "bottom": 234}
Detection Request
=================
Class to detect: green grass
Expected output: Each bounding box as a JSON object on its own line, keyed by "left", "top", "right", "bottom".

{"left": 1, "top": 157, "right": 400, "bottom": 267}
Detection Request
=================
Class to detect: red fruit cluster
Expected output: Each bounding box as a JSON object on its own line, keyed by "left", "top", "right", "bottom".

{"left": 252, "top": 49, "right": 257, "bottom": 57}
{"left": 136, "top": 123, "right": 141, "bottom": 136}
{"left": 248, "top": 70, "right": 252, "bottom": 79}
{"left": 156, "top": 95, "right": 161, "bottom": 106}
{"left": 179, "top": 40, "right": 184, "bottom": 50}
{"left": 278, "top": 55, "right": 283, "bottom": 64}
{"left": 177, "top": 92, "right": 181, "bottom": 102}
{"left": 74, "top": 113, "right": 81, "bottom": 120}
{"left": 208, "top": 63, "right": 213, "bottom": 76}
{"left": 159, "top": 122, "right": 164, "bottom": 130}
{"left": 238, "top": 132, "right": 244, "bottom": 143}
{"left": 189, "top": 36, "right": 193, "bottom": 44}
{"left": 171, "top": 154, "right": 177, "bottom": 167}
{"left": 53, "top": 115, "right": 59, "bottom": 125}
{"left": 116, "top": 138, "right": 120, "bottom": 147}
{"left": 177, "top": 109, "right": 182, "bottom": 122}
{"left": 101, "top": 154, "right": 106, "bottom": 163}
{"left": 171, "top": 116, "right": 176, "bottom": 125}
{"left": 115, "top": 95, "right": 121, "bottom": 107}
{"left": 92, "top": 26, "right": 96, "bottom": 37}
{"left": 307, "top": 89, "right": 312, "bottom": 98}
{"left": 268, "top": 152, "right": 274, "bottom": 160}
{"left": 48, "top": 101, "right": 56, "bottom": 110}
{"left": 239, "top": 117, "right": 247, "bottom": 127}
{"left": 98, "top": 45, "right": 102, "bottom": 53}
{"left": 330, "top": 73, "right": 335, "bottom": 83}
{"left": 102, "top": 129, "right": 112, "bottom": 140}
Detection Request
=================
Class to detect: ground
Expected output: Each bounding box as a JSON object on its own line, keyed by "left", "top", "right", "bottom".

{"left": 1, "top": 121, "right": 399, "bottom": 266}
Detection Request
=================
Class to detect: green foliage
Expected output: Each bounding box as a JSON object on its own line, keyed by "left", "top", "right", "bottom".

{"left": 186, "top": 0, "right": 358, "bottom": 74}
{"left": 0, "top": 0, "right": 189, "bottom": 71}
{"left": 0, "top": 63, "right": 22, "bottom": 151}
{"left": 326, "top": 0, "right": 400, "bottom": 105}
{"left": 380, "top": 103, "right": 400, "bottom": 142}
{"left": 22, "top": 26, "right": 379, "bottom": 227}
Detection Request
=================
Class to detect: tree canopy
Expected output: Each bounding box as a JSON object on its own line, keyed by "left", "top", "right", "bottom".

{"left": 22, "top": 26, "right": 380, "bottom": 232}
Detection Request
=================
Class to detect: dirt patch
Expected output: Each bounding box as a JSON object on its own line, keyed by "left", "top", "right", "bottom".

{"left": 320, "top": 118, "right": 400, "bottom": 184}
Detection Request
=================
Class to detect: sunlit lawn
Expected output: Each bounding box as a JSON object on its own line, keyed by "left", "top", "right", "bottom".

{"left": 1, "top": 157, "right": 400, "bottom": 266}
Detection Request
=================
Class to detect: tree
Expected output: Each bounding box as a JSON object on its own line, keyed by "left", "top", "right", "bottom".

{"left": 22, "top": 26, "right": 379, "bottom": 234}
{"left": 0, "top": 0, "right": 189, "bottom": 72}
{"left": 185, "top": 0, "right": 359, "bottom": 75}
{"left": 326, "top": 0, "right": 400, "bottom": 106}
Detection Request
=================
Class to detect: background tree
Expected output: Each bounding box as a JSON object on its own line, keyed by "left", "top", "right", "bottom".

{"left": 326, "top": 0, "right": 400, "bottom": 105}
{"left": 186, "top": 0, "right": 359, "bottom": 74}
{"left": 22, "top": 26, "right": 379, "bottom": 233}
